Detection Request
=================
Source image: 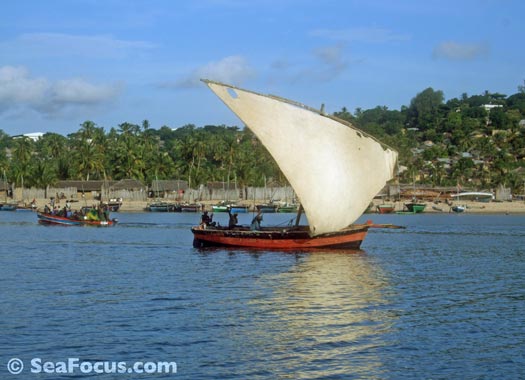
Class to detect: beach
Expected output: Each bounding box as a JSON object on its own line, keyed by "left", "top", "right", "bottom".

{"left": 22, "top": 197, "right": 525, "bottom": 214}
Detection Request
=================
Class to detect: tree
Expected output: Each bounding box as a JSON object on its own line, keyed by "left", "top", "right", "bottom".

{"left": 407, "top": 88, "right": 444, "bottom": 131}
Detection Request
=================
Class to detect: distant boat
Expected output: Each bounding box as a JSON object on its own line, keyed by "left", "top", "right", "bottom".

{"left": 212, "top": 201, "right": 249, "bottom": 213}
{"left": 376, "top": 204, "right": 395, "bottom": 214}
{"left": 37, "top": 211, "right": 117, "bottom": 226}
{"left": 451, "top": 192, "right": 494, "bottom": 203}
{"left": 276, "top": 203, "right": 298, "bottom": 213}
{"left": 180, "top": 203, "right": 201, "bottom": 212}
{"left": 256, "top": 203, "right": 278, "bottom": 213}
{"left": 0, "top": 203, "right": 17, "bottom": 211}
{"left": 192, "top": 80, "right": 398, "bottom": 249}
{"left": 147, "top": 202, "right": 178, "bottom": 212}
{"left": 404, "top": 203, "right": 426, "bottom": 213}
{"left": 103, "top": 198, "right": 123, "bottom": 212}
{"left": 451, "top": 205, "right": 466, "bottom": 213}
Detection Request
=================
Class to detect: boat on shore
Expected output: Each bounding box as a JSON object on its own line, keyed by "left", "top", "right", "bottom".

{"left": 191, "top": 80, "right": 398, "bottom": 250}
{"left": 103, "top": 198, "right": 123, "bottom": 212}
{"left": 404, "top": 202, "right": 426, "bottom": 213}
{"left": 376, "top": 204, "right": 395, "bottom": 214}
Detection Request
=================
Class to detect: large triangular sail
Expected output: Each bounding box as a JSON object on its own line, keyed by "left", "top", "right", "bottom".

{"left": 203, "top": 80, "right": 398, "bottom": 235}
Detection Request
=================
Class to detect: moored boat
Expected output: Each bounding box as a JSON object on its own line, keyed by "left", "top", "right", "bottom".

{"left": 0, "top": 203, "right": 17, "bottom": 211}
{"left": 191, "top": 80, "right": 399, "bottom": 250}
{"left": 376, "top": 204, "right": 395, "bottom": 214}
{"left": 256, "top": 203, "right": 278, "bottom": 213}
{"left": 147, "top": 201, "right": 178, "bottom": 212}
{"left": 180, "top": 203, "right": 201, "bottom": 212}
{"left": 37, "top": 211, "right": 117, "bottom": 226}
{"left": 404, "top": 202, "right": 426, "bottom": 213}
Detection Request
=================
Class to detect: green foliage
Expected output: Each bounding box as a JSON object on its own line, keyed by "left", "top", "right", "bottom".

{"left": 2, "top": 84, "right": 525, "bottom": 193}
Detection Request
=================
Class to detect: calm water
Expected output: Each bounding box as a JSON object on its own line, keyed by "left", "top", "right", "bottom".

{"left": 1, "top": 211, "right": 524, "bottom": 379}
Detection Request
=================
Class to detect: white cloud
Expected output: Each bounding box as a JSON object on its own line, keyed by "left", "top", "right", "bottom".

{"left": 0, "top": 65, "right": 123, "bottom": 116}
{"left": 433, "top": 41, "right": 489, "bottom": 61}
{"left": 164, "top": 56, "right": 255, "bottom": 89}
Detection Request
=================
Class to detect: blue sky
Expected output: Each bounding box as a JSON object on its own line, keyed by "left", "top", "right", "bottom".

{"left": 1, "top": 0, "right": 524, "bottom": 136}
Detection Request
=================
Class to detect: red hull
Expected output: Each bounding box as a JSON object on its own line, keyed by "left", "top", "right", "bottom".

{"left": 377, "top": 205, "right": 395, "bottom": 214}
{"left": 192, "top": 224, "right": 369, "bottom": 250}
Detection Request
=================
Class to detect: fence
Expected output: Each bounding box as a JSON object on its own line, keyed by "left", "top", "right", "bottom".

{"left": 14, "top": 186, "right": 297, "bottom": 204}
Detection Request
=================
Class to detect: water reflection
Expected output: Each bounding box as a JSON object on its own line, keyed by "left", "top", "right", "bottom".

{"left": 248, "top": 251, "right": 393, "bottom": 379}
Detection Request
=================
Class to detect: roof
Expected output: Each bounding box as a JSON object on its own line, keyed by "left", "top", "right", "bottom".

{"left": 55, "top": 180, "right": 115, "bottom": 191}
{"left": 55, "top": 179, "right": 145, "bottom": 191}
{"left": 111, "top": 179, "right": 146, "bottom": 190}
{"left": 151, "top": 179, "right": 188, "bottom": 191}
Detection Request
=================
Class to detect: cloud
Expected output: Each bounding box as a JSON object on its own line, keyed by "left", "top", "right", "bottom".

{"left": 270, "top": 45, "right": 350, "bottom": 84}
{"left": 162, "top": 56, "right": 255, "bottom": 89}
{"left": 311, "top": 27, "right": 410, "bottom": 43}
{"left": 0, "top": 65, "right": 123, "bottom": 116}
{"left": 432, "top": 41, "right": 489, "bottom": 61}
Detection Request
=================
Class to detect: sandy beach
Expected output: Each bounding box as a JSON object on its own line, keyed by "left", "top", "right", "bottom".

{"left": 22, "top": 197, "right": 525, "bottom": 214}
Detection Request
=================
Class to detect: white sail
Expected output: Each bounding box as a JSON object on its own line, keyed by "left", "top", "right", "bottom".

{"left": 204, "top": 80, "right": 398, "bottom": 235}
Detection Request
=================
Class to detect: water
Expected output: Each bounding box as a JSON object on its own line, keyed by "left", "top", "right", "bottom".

{"left": 1, "top": 211, "right": 524, "bottom": 379}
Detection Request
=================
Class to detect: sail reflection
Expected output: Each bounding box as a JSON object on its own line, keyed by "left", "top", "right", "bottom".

{"left": 248, "top": 252, "right": 393, "bottom": 379}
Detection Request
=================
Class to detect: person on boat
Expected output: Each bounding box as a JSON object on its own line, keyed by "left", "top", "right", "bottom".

{"left": 228, "top": 209, "right": 238, "bottom": 229}
{"left": 200, "top": 211, "right": 214, "bottom": 227}
{"left": 250, "top": 210, "right": 263, "bottom": 231}
{"left": 44, "top": 204, "right": 51, "bottom": 214}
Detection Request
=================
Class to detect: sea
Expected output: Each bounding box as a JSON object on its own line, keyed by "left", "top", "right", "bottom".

{"left": 0, "top": 210, "right": 524, "bottom": 379}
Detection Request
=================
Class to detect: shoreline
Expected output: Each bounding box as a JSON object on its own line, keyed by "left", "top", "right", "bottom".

{"left": 19, "top": 197, "right": 525, "bottom": 215}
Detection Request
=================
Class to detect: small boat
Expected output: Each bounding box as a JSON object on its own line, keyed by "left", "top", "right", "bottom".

{"left": 256, "top": 203, "right": 278, "bottom": 213}
{"left": 376, "top": 204, "right": 395, "bottom": 214}
{"left": 212, "top": 201, "right": 231, "bottom": 213}
{"left": 180, "top": 203, "right": 201, "bottom": 212}
{"left": 0, "top": 203, "right": 17, "bottom": 211}
{"left": 103, "top": 198, "right": 123, "bottom": 212}
{"left": 192, "top": 80, "right": 398, "bottom": 250}
{"left": 212, "top": 201, "right": 249, "bottom": 213}
{"left": 147, "top": 202, "right": 178, "bottom": 212}
{"left": 404, "top": 202, "right": 426, "bottom": 213}
{"left": 276, "top": 203, "right": 298, "bottom": 213}
{"left": 37, "top": 211, "right": 117, "bottom": 226}
{"left": 229, "top": 204, "right": 250, "bottom": 213}
{"left": 451, "top": 205, "right": 466, "bottom": 213}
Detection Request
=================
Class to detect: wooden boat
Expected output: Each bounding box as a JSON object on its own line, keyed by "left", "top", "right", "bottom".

{"left": 103, "top": 198, "right": 122, "bottom": 212}
{"left": 191, "top": 80, "right": 398, "bottom": 250}
{"left": 212, "top": 201, "right": 249, "bottom": 213}
{"left": 212, "top": 201, "right": 231, "bottom": 213}
{"left": 147, "top": 202, "right": 178, "bottom": 212}
{"left": 230, "top": 205, "right": 250, "bottom": 213}
{"left": 0, "top": 203, "right": 17, "bottom": 211}
{"left": 404, "top": 202, "right": 426, "bottom": 213}
{"left": 37, "top": 211, "right": 117, "bottom": 226}
{"left": 180, "top": 203, "right": 201, "bottom": 212}
{"left": 276, "top": 203, "right": 298, "bottom": 213}
{"left": 451, "top": 205, "right": 466, "bottom": 213}
{"left": 376, "top": 204, "right": 395, "bottom": 214}
{"left": 256, "top": 203, "right": 278, "bottom": 213}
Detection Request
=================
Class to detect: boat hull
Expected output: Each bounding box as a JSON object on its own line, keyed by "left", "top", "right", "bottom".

{"left": 192, "top": 224, "right": 369, "bottom": 250}
{"left": 404, "top": 203, "right": 426, "bottom": 213}
{"left": 37, "top": 212, "right": 117, "bottom": 226}
{"left": 376, "top": 204, "right": 395, "bottom": 214}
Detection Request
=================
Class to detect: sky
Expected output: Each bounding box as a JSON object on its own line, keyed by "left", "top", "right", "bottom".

{"left": 1, "top": 0, "right": 524, "bottom": 136}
